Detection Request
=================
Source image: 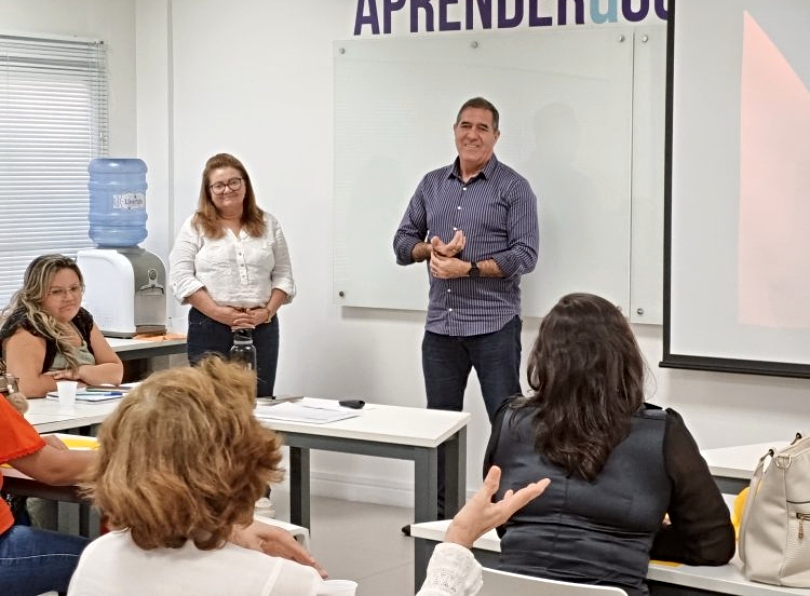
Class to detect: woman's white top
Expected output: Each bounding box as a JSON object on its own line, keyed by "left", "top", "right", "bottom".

{"left": 67, "top": 530, "right": 322, "bottom": 596}
{"left": 169, "top": 213, "right": 296, "bottom": 308}
{"left": 417, "top": 543, "right": 483, "bottom": 596}
{"left": 68, "top": 531, "right": 481, "bottom": 596}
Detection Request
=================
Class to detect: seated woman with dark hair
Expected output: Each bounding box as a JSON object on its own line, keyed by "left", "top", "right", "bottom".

{"left": 485, "top": 293, "right": 735, "bottom": 596}
{"left": 68, "top": 357, "right": 325, "bottom": 595}
{"left": 0, "top": 254, "right": 123, "bottom": 398}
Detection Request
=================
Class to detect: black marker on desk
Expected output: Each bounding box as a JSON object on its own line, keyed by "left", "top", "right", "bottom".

{"left": 338, "top": 399, "right": 365, "bottom": 409}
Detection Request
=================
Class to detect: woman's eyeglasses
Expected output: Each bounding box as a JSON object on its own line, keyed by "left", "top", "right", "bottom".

{"left": 47, "top": 285, "right": 84, "bottom": 300}
{"left": 209, "top": 177, "right": 243, "bottom": 195}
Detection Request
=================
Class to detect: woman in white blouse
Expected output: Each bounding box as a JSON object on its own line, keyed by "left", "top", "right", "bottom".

{"left": 170, "top": 153, "right": 295, "bottom": 397}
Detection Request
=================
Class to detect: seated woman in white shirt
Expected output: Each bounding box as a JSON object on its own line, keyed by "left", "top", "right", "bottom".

{"left": 68, "top": 356, "right": 326, "bottom": 596}
{"left": 169, "top": 153, "right": 295, "bottom": 398}
{"left": 0, "top": 254, "right": 123, "bottom": 398}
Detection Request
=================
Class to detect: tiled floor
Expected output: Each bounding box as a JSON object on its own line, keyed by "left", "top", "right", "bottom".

{"left": 270, "top": 490, "right": 416, "bottom": 596}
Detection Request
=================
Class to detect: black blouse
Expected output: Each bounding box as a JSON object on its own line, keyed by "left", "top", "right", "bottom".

{"left": 650, "top": 408, "right": 736, "bottom": 564}
{"left": 0, "top": 307, "right": 95, "bottom": 373}
{"left": 483, "top": 401, "right": 735, "bottom": 590}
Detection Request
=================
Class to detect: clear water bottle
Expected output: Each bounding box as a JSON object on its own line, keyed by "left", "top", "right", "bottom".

{"left": 88, "top": 158, "right": 149, "bottom": 247}
{"left": 230, "top": 328, "right": 257, "bottom": 371}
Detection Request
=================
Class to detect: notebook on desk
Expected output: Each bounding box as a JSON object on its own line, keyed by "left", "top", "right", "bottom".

{"left": 46, "top": 433, "right": 99, "bottom": 450}
{"left": 84, "top": 382, "right": 140, "bottom": 392}
{"left": 46, "top": 390, "right": 125, "bottom": 404}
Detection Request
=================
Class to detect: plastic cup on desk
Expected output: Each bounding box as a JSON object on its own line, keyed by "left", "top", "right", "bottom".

{"left": 318, "top": 580, "right": 358, "bottom": 596}
{"left": 56, "top": 380, "right": 78, "bottom": 409}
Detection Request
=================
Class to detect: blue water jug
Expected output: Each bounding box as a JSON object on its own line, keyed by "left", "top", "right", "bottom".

{"left": 88, "top": 158, "right": 149, "bottom": 247}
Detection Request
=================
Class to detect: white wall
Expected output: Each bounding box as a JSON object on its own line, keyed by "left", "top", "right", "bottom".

{"left": 134, "top": 0, "right": 173, "bottom": 278}
{"left": 129, "top": 0, "right": 810, "bottom": 506}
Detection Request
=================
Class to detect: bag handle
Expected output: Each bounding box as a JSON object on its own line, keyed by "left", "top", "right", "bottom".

{"left": 738, "top": 448, "right": 773, "bottom": 563}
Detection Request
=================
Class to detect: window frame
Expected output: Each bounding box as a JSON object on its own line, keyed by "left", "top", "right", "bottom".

{"left": 0, "top": 32, "right": 109, "bottom": 307}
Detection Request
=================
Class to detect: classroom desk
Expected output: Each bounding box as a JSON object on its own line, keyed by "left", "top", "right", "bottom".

{"left": 22, "top": 398, "right": 470, "bottom": 546}
{"left": 105, "top": 336, "right": 187, "bottom": 361}
{"left": 1, "top": 465, "right": 96, "bottom": 537}
{"left": 261, "top": 403, "right": 470, "bottom": 533}
{"left": 21, "top": 336, "right": 186, "bottom": 429}
{"left": 106, "top": 335, "right": 187, "bottom": 381}
{"left": 26, "top": 399, "right": 120, "bottom": 434}
{"left": 410, "top": 521, "right": 809, "bottom": 596}
{"left": 700, "top": 442, "right": 788, "bottom": 495}
{"left": 4, "top": 407, "right": 110, "bottom": 538}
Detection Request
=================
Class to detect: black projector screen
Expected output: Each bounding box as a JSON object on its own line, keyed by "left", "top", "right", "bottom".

{"left": 663, "top": 0, "right": 810, "bottom": 378}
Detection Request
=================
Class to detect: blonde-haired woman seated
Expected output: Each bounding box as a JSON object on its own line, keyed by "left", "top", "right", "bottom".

{"left": 68, "top": 357, "right": 325, "bottom": 595}
{"left": 0, "top": 254, "right": 123, "bottom": 397}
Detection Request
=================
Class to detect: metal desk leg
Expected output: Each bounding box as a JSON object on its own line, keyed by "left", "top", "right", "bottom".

{"left": 58, "top": 501, "right": 100, "bottom": 539}
{"left": 414, "top": 538, "right": 437, "bottom": 593}
{"left": 289, "top": 446, "right": 311, "bottom": 529}
{"left": 442, "top": 427, "right": 467, "bottom": 518}
{"left": 414, "top": 447, "right": 439, "bottom": 525}
{"left": 79, "top": 504, "right": 103, "bottom": 539}
{"left": 57, "top": 501, "right": 78, "bottom": 535}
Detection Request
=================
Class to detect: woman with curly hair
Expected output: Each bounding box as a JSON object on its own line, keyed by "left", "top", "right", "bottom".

{"left": 0, "top": 254, "right": 123, "bottom": 398}
{"left": 68, "top": 357, "right": 324, "bottom": 595}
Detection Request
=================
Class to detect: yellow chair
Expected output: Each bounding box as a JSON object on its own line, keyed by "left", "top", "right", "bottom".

{"left": 731, "top": 487, "right": 749, "bottom": 540}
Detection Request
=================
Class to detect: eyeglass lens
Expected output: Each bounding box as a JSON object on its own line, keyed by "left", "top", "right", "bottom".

{"left": 49, "top": 285, "right": 83, "bottom": 299}
{"left": 210, "top": 177, "right": 243, "bottom": 194}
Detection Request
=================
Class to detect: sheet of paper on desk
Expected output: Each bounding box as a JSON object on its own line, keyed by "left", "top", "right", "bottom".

{"left": 254, "top": 402, "right": 361, "bottom": 424}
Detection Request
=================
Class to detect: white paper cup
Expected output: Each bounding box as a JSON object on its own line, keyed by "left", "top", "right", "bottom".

{"left": 318, "top": 579, "right": 358, "bottom": 596}
{"left": 56, "top": 380, "right": 78, "bottom": 408}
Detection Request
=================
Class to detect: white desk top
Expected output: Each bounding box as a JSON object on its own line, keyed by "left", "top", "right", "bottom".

{"left": 24, "top": 396, "right": 470, "bottom": 449}
{"left": 410, "top": 521, "right": 808, "bottom": 596}
{"left": 105, "top": 336, "right": 186, "bottom": 353}
{"left": 646, "top": 556, "right": 810, "bottom": 596}
{"left": 411, "top": 520, "right": 501, "bottom": 551}
{"left": 261, "top": 399, "right": 470, "bottom": 449}
{"left": 25, "top": 399, "right": 120, "bottom": 433}
{"left": 701, "top": 442, "right": 788, "bottom": 480}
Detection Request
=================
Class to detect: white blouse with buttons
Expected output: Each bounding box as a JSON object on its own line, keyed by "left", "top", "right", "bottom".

{"left": 169, "top": 213, "right": 296, "bottom": 308}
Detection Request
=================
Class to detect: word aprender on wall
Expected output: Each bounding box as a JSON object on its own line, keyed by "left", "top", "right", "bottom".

{"left": 354, "top": 0, "right": 669, "bottom": 35}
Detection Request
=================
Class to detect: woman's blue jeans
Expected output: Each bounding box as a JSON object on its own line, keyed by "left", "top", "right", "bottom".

{"left": 0, "top": 524, "right": 88, "bottom": 596}
{"left": 187, "top": 307, "right": 280, "bottom": 397}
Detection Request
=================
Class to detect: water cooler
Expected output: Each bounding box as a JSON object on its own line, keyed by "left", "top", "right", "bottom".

{"left": 78, "top": 158, "right": 167, "bottom": 338}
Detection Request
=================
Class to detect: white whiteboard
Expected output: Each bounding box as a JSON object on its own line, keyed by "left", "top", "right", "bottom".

{"left": 334, "top": 27, "right": 660, "bottom": 320}
{"left": 665, "top": 0, "right": 810, "bottom": 376}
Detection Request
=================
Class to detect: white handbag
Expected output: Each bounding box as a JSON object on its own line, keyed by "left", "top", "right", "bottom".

{"left": 739, "top": 433, "right": 810, "bottom": 586}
